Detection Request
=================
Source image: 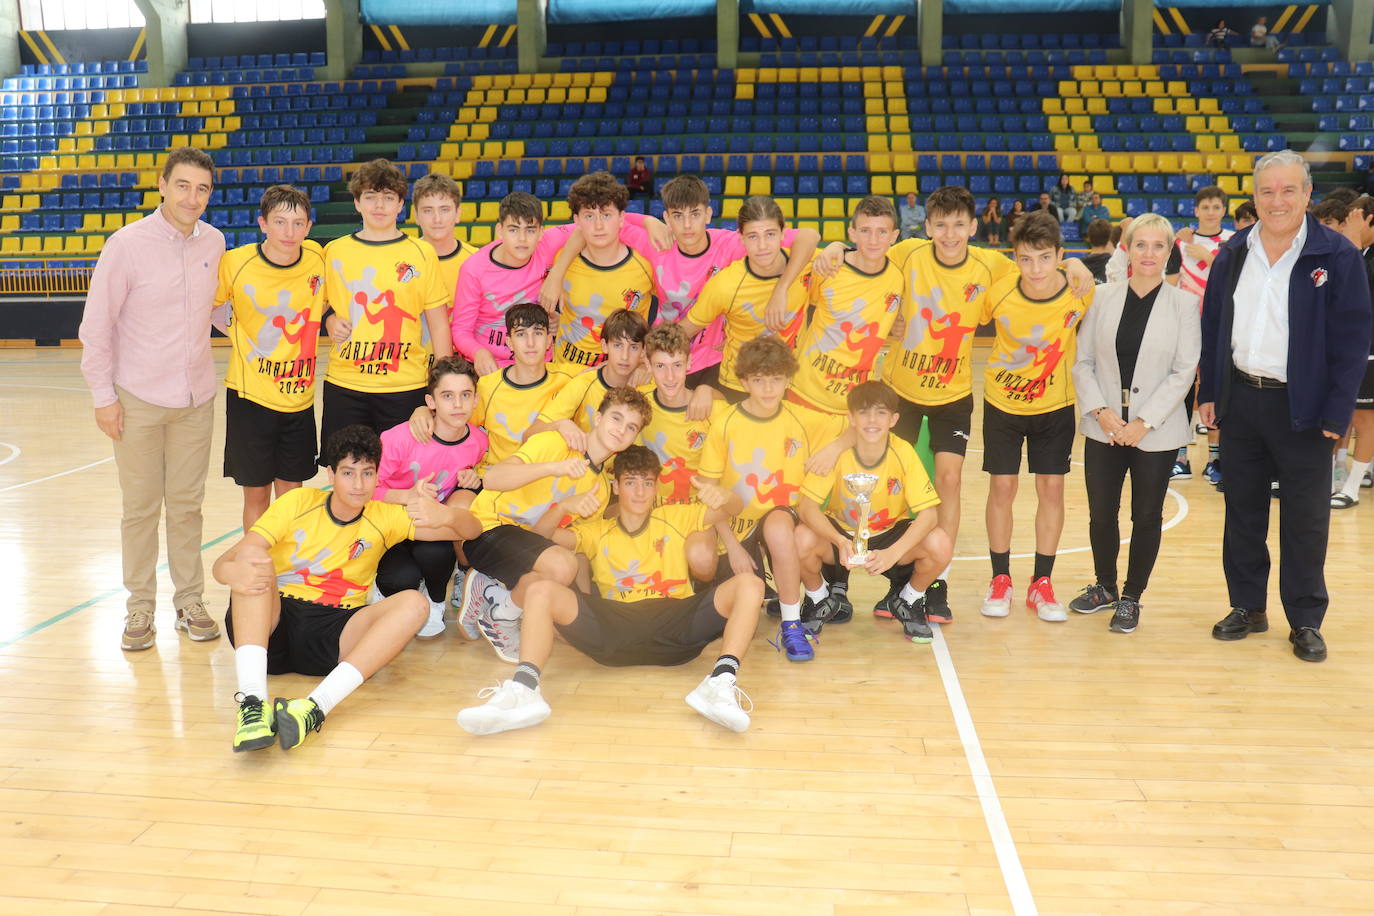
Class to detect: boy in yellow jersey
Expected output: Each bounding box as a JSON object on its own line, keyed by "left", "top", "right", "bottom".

{"left": 411, "top": 172, "right": 476, "bottom": 320}
{"left": 791, "top": 196, "right": 905, "bottom": 416}
{"left": 540, "top": 171, "right": 656, "bottom": 372}
{"left": 697, "top": 336, "right": 847, "bottom": 662}
{"left": 980, "top": 211, "right": 1092, "bottom": 623}
{"left": 214, "top": 425, "right": 481, "bottom": 753}
{"left": 639, "top": 322, "right": 727, "bottom": 506}
{"left": 681, "top": 195, "right": 811, "bottom": 403}
{"left": 795, "top": 381, "right": 951, "bottom": 643}
{"left": 458, "top": 387, "right": 653, "bottom": 662}
{"left": 456, "top": 445, "right": 762, "bottom": 735}
{"left": 319, "top": 159, "right": 452, "bottom": 459}
{"left": 215, "top": 184, "right": 326, "bottom": 532}
{"left": 529, "top": 308, "right": 652, "bottom": 444}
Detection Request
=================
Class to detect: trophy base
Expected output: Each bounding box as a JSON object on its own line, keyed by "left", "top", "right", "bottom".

{"left": 845, "top": 552, "right": 870, "bottom": 567}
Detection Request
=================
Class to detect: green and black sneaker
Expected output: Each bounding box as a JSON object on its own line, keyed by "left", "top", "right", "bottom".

{"left": 233, "top": 693, "right": 276, "bottom": 753}
{"left": 273, "top": 697, "right": 326, "bottom": 751}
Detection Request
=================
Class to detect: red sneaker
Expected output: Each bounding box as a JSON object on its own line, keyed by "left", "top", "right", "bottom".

{"left": 1026, "top": 576, "right": 1067, "bottom": 621}
{"left": 981, "top": 574, "right": 1013, "bottom": 617}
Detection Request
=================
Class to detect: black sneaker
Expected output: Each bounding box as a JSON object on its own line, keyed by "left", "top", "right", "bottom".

{"left": 826, "top": 586, "right": 854, "bottom": 624}
{"left": 1108, "top": 598, "right": 1140, "bottom": 633}
{"left": 765, "top": 598, "right": 780, "bottom": 617}
{"left": 873, "top": 583, "right": 899, "bottom": 619}
{"left": 890, "top": 594, "right": 933, "bottom": 643}
{"left": 924, "top": 579, "right": 952, "bottom": 623}
{"left": 1069, "top": 583, "right": 1118, "bottom": 614}
{"left": 798, "top": 595, "right": 822, "bottom": 627}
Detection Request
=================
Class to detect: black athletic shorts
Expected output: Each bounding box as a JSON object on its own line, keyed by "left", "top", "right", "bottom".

{"left": 713, "top": 505, "right": 798, "bottom": 581}
{"left": 982, "top": 401, "right": 1076, "bottom": 475}
{"left": 465, "top": 524, "right": 558, "bottom": 588}
{"left": 225, "top": 593, "right": 360, "bottom": 677}
{"left": 717, "top": 383, "right": 747, "bottom": 405}
{"left": 223, "top": 388, "right": 318, "bottom": 487}
{"left": 821, "top": 516, "right": 913, "bottom": 566}
{"left": 892, "top": 394, "right": 974, "bottom": 457}
{"left": 1358, "top": 359, "right": 1374, "bottom": 408}
{"left": 556, "top": 587, "right": 725, "bottom": 667}
{"left": 686, "top": 362, "right": 720, "bottom": 392}
{"left": 318, "top": 381, "right": 427, "bottom": 465}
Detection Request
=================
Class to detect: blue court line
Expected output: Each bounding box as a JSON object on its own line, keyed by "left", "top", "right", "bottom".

{"left": 0, "top": 526, "right": 243, "bottom": 651}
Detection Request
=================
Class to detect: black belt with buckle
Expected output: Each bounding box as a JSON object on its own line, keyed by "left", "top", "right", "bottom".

{"left": 1233, "top": 367, "right": 1287, "bottom": 389}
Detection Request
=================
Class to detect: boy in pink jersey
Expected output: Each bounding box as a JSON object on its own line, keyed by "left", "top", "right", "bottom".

{"left": 374, "top": 356, "right": 489, "bottom": 638}
{"left": 1165, "top": 185, "right": 1232, "bottom": 483}
{"left": 545, "top": 176, "right": 821, "bottom": 386}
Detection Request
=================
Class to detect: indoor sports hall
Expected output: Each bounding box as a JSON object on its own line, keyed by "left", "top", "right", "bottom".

{"left": 2, "top": 1, "right": 1373, "bottom": 913}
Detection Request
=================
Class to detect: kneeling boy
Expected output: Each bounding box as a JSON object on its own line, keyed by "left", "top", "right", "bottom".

{"left": 456, "top": 445, "right": 763, "bottom": 735}
{"left": 795, "top": 381, "right": 952, "bottom": 642}
{"left": 215, "top": 425, "right": 481, "bottom": 753}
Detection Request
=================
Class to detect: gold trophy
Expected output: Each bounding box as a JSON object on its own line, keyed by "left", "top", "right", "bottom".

{"left": 841, "top": 472, "right": 880, "bottom": 566}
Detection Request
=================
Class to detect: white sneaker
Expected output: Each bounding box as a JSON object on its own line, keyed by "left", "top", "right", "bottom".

{"left": 446, "top": 567, "right": 465, "bottom": 621}
{"left": 1333, "top": 463, "right": 1349, "bottom": 493}
{"left": 366, "top": 582, "right": 384, "bottom": 606}
{"left": 981, "top": 574, "right": 1013, "bottom": 617}
{"left": 685, "top": 674, "right": 752, "bottom": 732}
{"left": 416, "top": 597, "right": 446, "bottom": 639}
{"left": 456, "top": 680, "right": 551, "bottom": 735}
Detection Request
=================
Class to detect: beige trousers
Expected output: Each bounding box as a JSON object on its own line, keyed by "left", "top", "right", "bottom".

{"left": 112, "top": 386, "right": 215, "bottom": 614}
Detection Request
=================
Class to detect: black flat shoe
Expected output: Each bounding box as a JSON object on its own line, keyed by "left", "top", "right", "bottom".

{"left": 1212, "top": 607, "right": 1268, "bottom": 640}
{"left": 1289, "top": 627, "right": 1327, "bottom": 662}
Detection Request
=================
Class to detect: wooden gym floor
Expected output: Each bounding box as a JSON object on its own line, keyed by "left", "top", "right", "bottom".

{"left": 2, "top": 345, "right": 1373, "bottom": 915}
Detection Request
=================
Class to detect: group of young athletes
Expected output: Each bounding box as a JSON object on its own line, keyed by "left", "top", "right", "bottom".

{"left": 211, "top": 155, "right": 1265, "bottom": 753}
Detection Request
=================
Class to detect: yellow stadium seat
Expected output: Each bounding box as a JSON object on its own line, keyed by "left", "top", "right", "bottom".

{"left": 1094, "top": 65, "right": 1115, "bottom": 80}
{"left": 1085, "top": 98, "right": 1108, "bottom": 115}
{"left": 886, "top": 99, "right": 907, "bottom": 116}
{"left": 1153, "top": 98, "right": 1174, "bottom": 114}
{"left": 63, "top": 235, "right": 84, "bottom": 254}
{"left": 1100, "top": 81, "right": 1122, "bottom": 98}
{"left": 1108, "top": 154, "right": 1132, "bottom": 174}
{"left": 1166, "top": 81, "right": 1188, "bottom": 96}
{"left": 1197, "top": 98, "right": 1219, "bottom": 114}
{"left": 871, "top": 175, "right": 894, "bottom": 196}
{"left": 776, "top": 198, "right": 795, "bottom": 218}
{"left": 1057, "top": 81, "right": 1079, "bottom": 98}
{"left": 1204, "top": 154, "right": 1230, "bottom": 174}
{"left": 1176, "top": 99, "right": 1198, "bottom": 115}
{"left": 748, "top": 175, "right": 770, "bottom": 196}
{"left": 1043, "top": 98, "right": 1064, "bottom": 115}
{"left": 469, "top": 124, "right": 490, "bottom": 141}
{"left": 1217, "top": 175, "right": 1241, "bottom": 196}
{"left": 567, "top": 88, "right": 587, "bottom": 103}
{"left": 1059, "top": 153, "right": 1084, "bottom": 173}
{"left": 888, "top": 115, "right": 909, "bottom": 133}
{"left": 821, "top": 198, "right": 845, "bottom": 219}
{"left": 1229, "top": 154, "right": 1253, "bottom": 173}
{"left": 797, "top": 199, "right": 820, "bottom": 219}
{"left": 1131, "top": 154, "right": 1156, "bottom": 173}
{"left": 85, "top": 235, "right": 105, "bottom": 253}
{"left": 1093, "top": 176, "right": 1116, "bottom": 195}
{"left": 21, "top": 236, "right": 40, "bottom": 253}
{"left": 1196, "top": 135, "right": 1218, "bottom": 152}
{"left": 797, "top": 220, "right": 821, "bottom": 235}
{"left": 1179, "top": 153, "right": 1205, "bottom": 172}
{"left": 546, "top": 88, "right": 567, "bottom": 104}
{"left": 1048, "top": 115, "right": 1070, "bottom": 134}
{"left": 1144, "top": 81, "right": 1165, "bottom": 97}
{"left": 865, "top": 100, "right": 884, "bottom": 117}
{"left": 867, "top": 135, "right": 890, "bottom": 153}
{"left": 734, "top": 83, "right": 754, "bottom": 101}
{"left": 1241, "top": 175, "right": 1254, "bottom": 194}
{"left": 1084, "top": 154, "right": 1108, "bottom": 173}
{"left": 861, "top": 81, "right": 883, "bottom": 98}
{"left": 1207, "top": 115, "right": 1229, "bottom": 132}
{"left": 892, "top": 153, "right": 915, "bottom": 173}
{"left": 822, "top": 220, "right": 846, "bottom": 240}
{"left": 1063, "top": 98, "right": 1087, "bottom": 114}
{"left": 1123, "top": 81, "right": 1146, "bottom": 98}
{"left": 459, "top": 202, "right": 476, "bottom": 223}
{"left": 1185, "top": 115, "right": 1207, "bottom": 133}
{"left": 1156, "top": 153, "right": 1181, "bottom": 173}
{"left": 505, "top": 140, "right": 524, "bottom": 159}
{"left": 1218, "top": 134, "right": 1241, "bottom": 152}
{"left": 724, "top": 176, "right": 746, "bottom": 196}
{"left": 1104, "top": 197, "right": 1124, "bottom": 218}
{"left": 1080, "top": 80, "right": 1100, "bottom": 96}
{"left": 1070, "top": 115, "right": 1093, "bottom": 133}
{"left": 721, "top": 198, "right": 742, "bottom": 218}
{"left": 866, "top": 114, "right": 887, "bottom": 133}
{"left": 468, "top": 225, "right": 493, "bottom": 246}
{"left": 1054, "top": 135, "right": 1077, "bottom": 152}
{"left": 477, "top": 201, "right": 500, "bottom": 222}
{"left": 890, "top": 135, "right": 912, "bottom": 152}
{"left": 0, "top": 237, "right": 18, "bottom": 254}
{"left": 1077, "top": 135, "right": 1100, "bottom": 152}
{"left": 894, "top": 175, "right": 917, "bottom": 195}
{"left": 870, "top": 153, "right": 892, "bottom": 173}
{"left": 0, "top": 214, "right": 16, "bottom": 232}
{"left": 549, "top": 201, "right": 570, "bottom": 220}
{"left": 451, "top": 161, "right": 474, "bottom": 179}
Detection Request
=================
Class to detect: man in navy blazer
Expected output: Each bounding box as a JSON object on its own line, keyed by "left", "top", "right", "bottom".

{"left": 1198, "top": 150, "right": 1372, "bottom": 662}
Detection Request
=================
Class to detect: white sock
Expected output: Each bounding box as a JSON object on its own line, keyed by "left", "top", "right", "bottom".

{"left": 1342, "top": 459, "right": 1369, "bottom": 499}
{"left": 309, "top": 661, "right": 364, "bottom": 717}
{"left": 492, "top": 596, "right": 523, "bottom": 621}
{"left": 779, "top": 599, "right": 802, "bottom": 622}
{"left": 235, "top": 644, "right": 268, "bottom": 701}
{"left": 804, "top": 584, "right": 828, "bottom": 603}
{"left": 900, "top": 583, "right": 924, "bottom": 605}
{"left": 1336, "top": 448, "right": 1349, "bottom": 467}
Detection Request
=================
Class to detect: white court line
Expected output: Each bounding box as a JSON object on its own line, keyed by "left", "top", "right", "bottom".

{"left": 0, "top": 442, "right": 18, "bottom": 466}
{"left": 0, "top": 456, "right": 113, "bottom": 494}
{"left": 0, "top": 382, "right": 91, "bottom": 392}
{"left": 932, "top": 628, "right": 1038, "bottom": 916}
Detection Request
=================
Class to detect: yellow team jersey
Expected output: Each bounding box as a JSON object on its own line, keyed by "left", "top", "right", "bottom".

{"left": 552, "top": 247, "right": 656, "bottom": 372}
{"left": 640, "top": 390, "right": 727, "bottom": 505}
{"left": 792, "top": 256, "right": 905, "bottom": 414}
{"left": 322, "top": 233, "right": 448, "bottom": 393}
{"left": 685, "top": 251, "right": 810, "bottom": 393}
{"left": 883, "top": 238, "right": 1017, "bottom": 406}
{"left": 698, "top": 400, "right": 846, "bottom": 539}
{"left": 573, "top": 503, "right": 709, "bottom": 601}
{"left": 469, "top": 430, "right": 608, "bottom": 531}
{"left": 216, "top": 241, "right": 327, "bottom": 412}
{"left": 434, "top": 239, "right": 477, "bottom": 321}
{"left": 800, "top": 438, "right": 940, "bottom": 536}
{"left": 472, "top": 367, "right": 565, "bottom": 472}
{"left": 538, "top": 365, "right": 622, "bottom": 432}
{"left": 250, "top": 487, "right": 414, "bottom": 609}
{"left": 981, "top": 274, "right": 1093, "bottom": 415}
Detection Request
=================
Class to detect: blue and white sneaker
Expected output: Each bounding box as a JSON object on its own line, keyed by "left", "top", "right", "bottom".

{"left": 1203, "top": 459, "right": 1222, "bottom": 486}
{"left": 458, "top": 569, "right": 505, "bottom": 646}
{"left": 1170, "top": 459, "right": 1191, "bottom": 480}
{"left": 773, "top": 619, "right": 815, "bottom": 662}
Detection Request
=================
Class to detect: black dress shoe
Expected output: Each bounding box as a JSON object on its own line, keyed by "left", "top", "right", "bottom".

{"left": 1212, "top": 607, "right": 1269, "bottom": 640}
{"left": 1289, "top": 627, "right": 1327, "bottom": 662}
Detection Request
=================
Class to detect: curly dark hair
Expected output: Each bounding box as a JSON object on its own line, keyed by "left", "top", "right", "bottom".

{"left": 568, "top": 170, "right": 629, "bottom": 214}
{"left": 611, "top": 444, "right": 662, "bottom": 482}
{"left": 324, "top": 424, "right": 382, "bottom": 470}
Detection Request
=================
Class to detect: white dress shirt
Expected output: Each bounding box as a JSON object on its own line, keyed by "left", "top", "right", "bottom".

{"left": 1231, "top": 218, "right": 1307, "bottom": 382}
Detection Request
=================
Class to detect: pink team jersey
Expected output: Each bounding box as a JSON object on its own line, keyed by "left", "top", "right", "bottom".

{"left": 450, "top": 224, "right": 575, "bottom": 366}
{"left": 375, "top": 421, "right": 489, "bottom": 503}
{"left": 620, "top": 213, "right": 799, "bottom": 373}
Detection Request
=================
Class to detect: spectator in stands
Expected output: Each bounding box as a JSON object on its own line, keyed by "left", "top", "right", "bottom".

{"left": 1075, "top": 180, "right": 1096, "bottom": 222}
{"left": 1079, "top": 192, "right": 1110, "bottom": 231}
{"left": 980, "top": 197, "right": 1003, "bottom": 245}
{"left": 1051, "top": 175, "right": 1078, "bottom": 224}
{"left": 1208, "top": 20, "right": 1240, "bottom": 50}
{"left": 1035, "top": 191, "right": 1064, "bottom": 223}
{"left": 1199, "top": 150, "right": 1372, "bottom": 663}
{"left": 899, "top": 191, "right": 926, "bottom": 240}
{"left": 78, "top": 147, "right": 225, "bottom": 652}
{"left": 1233, "top": 200, "right": 1257, "bottom": 229}
{"left": 1081, "top": 219, "right": 1113, "bottom": 283}
{"left": 1250, "top": 16, "right": 1282, "bottom": 53}
{"left": 626, "top": 156, "right": 652, "bottom": 203}
{"left": 1002, "top": 198, "right": 1026, "bottom": 239}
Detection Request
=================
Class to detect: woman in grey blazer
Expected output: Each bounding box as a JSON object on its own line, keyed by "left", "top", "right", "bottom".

{"left": 1069, "top": 213, "right": 1201, "bottom": 633}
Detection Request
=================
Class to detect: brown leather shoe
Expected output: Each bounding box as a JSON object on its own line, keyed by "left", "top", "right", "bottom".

{"left": 121, "top": 608, "right": 156, "bottom": 651}
{"left": 174, "top": 601, "right": 221, "bottom": 641}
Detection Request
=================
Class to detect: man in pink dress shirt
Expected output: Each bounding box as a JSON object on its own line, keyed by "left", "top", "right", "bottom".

{"left": 79, "top": 147, "right": 226, "bottom": 651}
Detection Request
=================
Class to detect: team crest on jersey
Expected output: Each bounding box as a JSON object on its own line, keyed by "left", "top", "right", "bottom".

{"left": 308, "top": 274, "right": 323, "bottom": 295}
{"left": 783, "top": 437, "right": 802, "bottom": 457}
{"left": 653, "top": 535, "right": 669, "bottom": 555}
{"left": 622, "top": 289, "right": 643, "bottom": 310}
{"left": 884, "top": 292, "right": 901, "bottom": 312}
{"left": 1311, "top": 268, "right": 1328, "bottom": 288}
{"left": 963, "top": 282, "right": 985, "bottom": 303}
{"left": 687, "top": 430, "right": 706, "bottom": 449}
{"left": 394, "top": 262, "right": 418, "bottom": 283}
{"left": 801, "top": 272, "right": 812, "bottom": 289}
{"left": 1064, "top": 310, "right": 1081, "bottom": 328}
{"left": 887, "top": 477, "right": 902, "bottom": 495}
{"left": 347, "top": 538, "right": 370, "bottom": 560}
